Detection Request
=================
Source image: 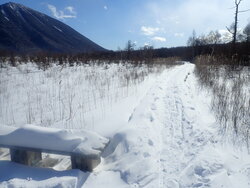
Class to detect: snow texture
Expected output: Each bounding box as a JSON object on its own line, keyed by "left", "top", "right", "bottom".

{"left": 0, "top": 124, "right": 109, "bottom": 157}
{"left": 53, "top": 26, "right": 63, "bottom": 32}
{"left": 1, "top": 63, "right": 250, "bottom": 188}
{"left": 1, "top": 9, "right": 6, "bottom": 15}
{"left": 0, "top": 161, "right": 87, "bottom": 188}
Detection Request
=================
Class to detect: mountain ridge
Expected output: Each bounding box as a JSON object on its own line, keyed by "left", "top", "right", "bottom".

{"left": 0, "top": 2, "right": 107, "bottom": 54}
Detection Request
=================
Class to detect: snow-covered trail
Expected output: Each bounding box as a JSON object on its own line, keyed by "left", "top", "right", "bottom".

{"left": 89, "top": 63, "right": 250, "bottom": 188}
{"left": 128, "top": 62, "right": 216, "bottom": 187}
{"left": 156, "top": 63, "right": 215, "bottom": 187}
{"left": 84, "top": 63, "right": 215, "bottom": 187}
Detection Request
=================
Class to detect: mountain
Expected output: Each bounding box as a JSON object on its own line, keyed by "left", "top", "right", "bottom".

{"left": 0, "top": 2, "right": 107, "bottom": 54}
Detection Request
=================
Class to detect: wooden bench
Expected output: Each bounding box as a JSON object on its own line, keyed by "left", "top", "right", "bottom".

{"left": 0, "top": 125, "right": 109, "bottom": 172}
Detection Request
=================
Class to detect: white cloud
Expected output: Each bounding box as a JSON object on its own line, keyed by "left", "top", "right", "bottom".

{"left": 141, "top": 26, "right": 160, "bottom": 36}
{"left": 65, "top": 6, "right": 76, "bottom": 14}
{"left": 104, "top": 5, "right": 108, "bottom": 10}
{"left": 174, "top": 33, "right": 184, "bottom": 37}
{"left": 48, "top": 4, "right": 76, "bottom": 19}
{"left": 218, "top": 29, "right": 232, "bottom": 43}
{"left": 141, "top": 0, "right": 250, "bottom": 47}
{"left": 218, "top": 29, "right": 230, "bottom": 35}
{"left": 151, "top": 36, "right": 166, "bottom": 42}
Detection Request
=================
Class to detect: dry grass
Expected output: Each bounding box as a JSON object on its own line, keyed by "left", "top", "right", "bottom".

{"left": 0, "top": 59, "right": 178, "bottom": 130}
{"left": 195, "top": 55, "right": 250, "bottom": 150}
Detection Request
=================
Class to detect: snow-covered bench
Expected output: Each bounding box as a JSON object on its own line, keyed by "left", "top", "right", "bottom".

{"left": 0, "top": 124, "right": 109, "bottom": 172}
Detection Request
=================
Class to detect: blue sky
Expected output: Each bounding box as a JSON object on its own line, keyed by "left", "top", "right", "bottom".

{"left": 1, "top": 0, "right": 250, "bottom": 50}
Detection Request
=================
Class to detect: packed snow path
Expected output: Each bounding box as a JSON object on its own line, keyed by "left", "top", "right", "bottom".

{"left": 156, "top": 63, "right": 215, "bottom": 187}
{"left": 88, "top": 63, "right": 250, "bottom": 188}
{"left": 125, "top": 62, "right": 217, "bottom": 187}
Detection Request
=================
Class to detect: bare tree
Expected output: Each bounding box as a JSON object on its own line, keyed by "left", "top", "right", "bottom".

{"left": 206, "top": 30, "right": 222, "bottom": 45}
{"left": 125, "top": 40, "right": 136, "bottom": 60}
{"left": 243, "top": 22, "right": 250, "bottom": 42}
{"left": 140, "top": 44, "right": 154, "bottom": 62}
{"left": 187, "top": 30, "right": 197, "bottom": 46}
{"left": 227, "top": 0, "right": 250, "bottom": 46}
{"left": 205, "top": 30, "right": 222, "bottom": 55}
{"left": 226, "top": 0, "right": 241, "bottom": 45}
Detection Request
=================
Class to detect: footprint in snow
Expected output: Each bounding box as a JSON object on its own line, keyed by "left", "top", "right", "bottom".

{"left": 166, "top": 179, "right": 179, "bottom": 188}
{"left": 154, "top": 97, "right": 159, "bottom": 101}
{"left": 143, "top": 152, "right": 151, "bottom": 158}
{"left": 194, "top": 165, "right": 210, "bottom": 177}
{"left": 146, "top": 113, "right": 154, "bottom": 122}
{"left": 151, "top": 104, "right": 157, "bottom": 110}
{"left": 150, "top": 115, "right": 154, "bottom": 122}
{"left": 148, "top": 139, "right": 154, "bottom": 146}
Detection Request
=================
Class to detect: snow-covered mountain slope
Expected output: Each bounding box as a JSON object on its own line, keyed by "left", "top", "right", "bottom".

{"left": 0, "top": 63, "right": 249, "bottom": 188}
{"left": 0, "top": 2, "right": 106, "bottom": 53}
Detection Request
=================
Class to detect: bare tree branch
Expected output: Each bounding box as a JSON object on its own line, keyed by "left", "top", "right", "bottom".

{"left": 226, "top": 26, "right": 234, "bottom": 34}
{"left": 235, "top": 0, "right": 243, "bottom": 6}
{"left": 238, "top": 9, "right": 250, "bottom": 13}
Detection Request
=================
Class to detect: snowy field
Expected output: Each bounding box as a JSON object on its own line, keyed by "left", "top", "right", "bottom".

{"left": 0, "top": 62, "right": 250, "bottom": 188}
{"left": 0, "top": 61, "right": 166, "bottom": 135}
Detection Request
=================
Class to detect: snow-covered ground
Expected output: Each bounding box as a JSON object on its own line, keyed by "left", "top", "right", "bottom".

{"left": 0, "top": 62, "right": 250, "bottom": 187}
{"left": 0, "top": 62, "right": 165, "bottom": 136}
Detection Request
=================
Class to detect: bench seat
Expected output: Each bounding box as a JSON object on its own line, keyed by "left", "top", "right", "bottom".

{"left": 0, "top": 124, "right": 109, "bottom": 171}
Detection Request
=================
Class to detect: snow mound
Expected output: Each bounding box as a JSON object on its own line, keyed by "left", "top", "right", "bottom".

{"left": 0, "top": 161, "right": 87, "bottom": 188}
{"left": 0, "top": 124, "right": 109, "bottom": 157}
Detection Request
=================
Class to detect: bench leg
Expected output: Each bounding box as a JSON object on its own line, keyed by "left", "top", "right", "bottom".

{"left": 71, "top": 155, "right": 101, "bottom": 172}
{"left": 10, "top": 148, "right": 42, "bottom": 166}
